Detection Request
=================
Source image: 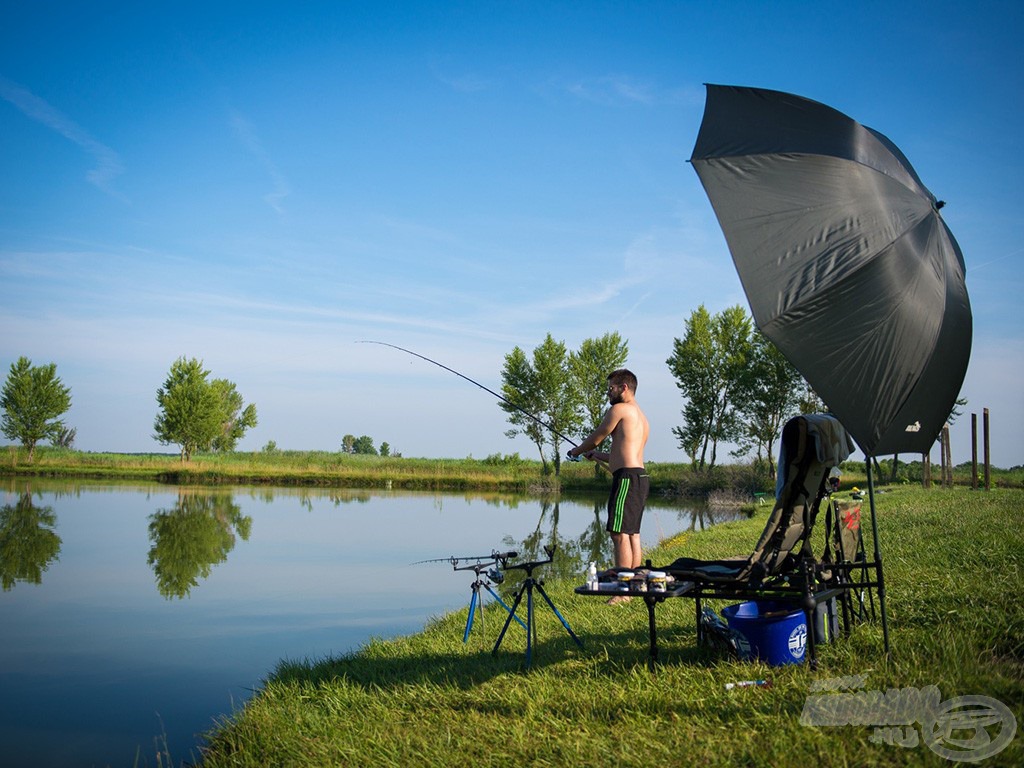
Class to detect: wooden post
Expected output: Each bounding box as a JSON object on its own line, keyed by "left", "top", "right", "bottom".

{"left": 984, "top": 408, "right": 991, "bottom": 491}
{"left": 922, "top": 451, "right": 931, "bottom": 488}
{"left": 942, "top": 424, "right": 952, "bottom": 488}
{"left": 971, "top": 413, "right": 978, "bottom": 490}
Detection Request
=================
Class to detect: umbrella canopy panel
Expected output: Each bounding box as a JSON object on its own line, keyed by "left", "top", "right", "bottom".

{"left": 690, "top": 85, "right": 972, "bottom": 457}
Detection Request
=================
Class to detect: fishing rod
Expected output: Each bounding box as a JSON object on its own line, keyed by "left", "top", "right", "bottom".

{"left": 359, "top": 340, "right": 581, "bottom": 447}
{"left": 411, "top": 550, "right": 519, "bottom": 567}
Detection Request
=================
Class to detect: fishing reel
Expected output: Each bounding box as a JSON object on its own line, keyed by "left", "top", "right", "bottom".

{"left": 487, "top": 566, "right": 505, "bottom": 584}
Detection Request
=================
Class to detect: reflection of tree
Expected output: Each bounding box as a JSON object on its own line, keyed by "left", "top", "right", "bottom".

{"left": 147, "top": 493, "right": 252, "bottom": 599}
{"left": 0, "top": 493, "right": 61, "bottom": 590}
{"left": 501, "top": 497, "right": 613, "bottom": 588}
{"left": 576, "top": 500, "right": 609, "bottom": 568}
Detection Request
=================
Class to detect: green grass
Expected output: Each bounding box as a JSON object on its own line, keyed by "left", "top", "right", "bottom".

{"left": 7, "top": 446, "right": 1020, "bottom": 497}
{"left": 0, "top": 446, "right": 762, "bottom": 496}
{"left": 198, "top": 486, "right": 1024, "bottom": 767}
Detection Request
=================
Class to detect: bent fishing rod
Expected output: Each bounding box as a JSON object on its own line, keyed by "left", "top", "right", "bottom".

{"left": 358, "top": 340, "right": 607, "bottom": 469}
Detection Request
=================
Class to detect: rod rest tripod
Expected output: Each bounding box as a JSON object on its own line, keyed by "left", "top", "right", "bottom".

{"left": 492, "top": 546, "right": 583, "bottom": 667}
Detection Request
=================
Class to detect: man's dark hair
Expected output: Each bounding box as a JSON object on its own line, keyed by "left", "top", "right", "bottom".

{"left": 607, "top": 369, "right": 638, "bottom": 392}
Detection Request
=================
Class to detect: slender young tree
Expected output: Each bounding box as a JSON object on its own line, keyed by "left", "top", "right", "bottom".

{"left": 569, "top": 332, "right": 629, "bottom": 476}
{"left": 667, "top": 305, "right": 716, "bottom": 468}
{"left": 500, "top": 334, "right": 582, "bottom": 475}
{"left": 500, "top": 346, "right": 548, "bottom": 470}
{"left": 1, "top": 357, "right": 72, "bottom": 461}
{"left": 210, "top": 379, "right": 258, "bottom": 452}
{"left": 734, "top": 330, "right": 805, "bottom": 478}
{"left": 569, "top": 332, "right": 629, "bottom": 439}
{"left": 532, "top": 334, "right": 581, "bottom": 475}
{"left": 667, "top": 305, "right": 752, "bottom": 469}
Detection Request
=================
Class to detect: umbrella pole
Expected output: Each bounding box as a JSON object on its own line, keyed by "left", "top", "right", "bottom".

{"left": 866, "top": 459, "right": 892, "bottom": 656}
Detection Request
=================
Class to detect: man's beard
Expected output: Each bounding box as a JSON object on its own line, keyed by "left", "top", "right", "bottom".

{"left": 608, "top": 392, "right": 623, "bottom": 405}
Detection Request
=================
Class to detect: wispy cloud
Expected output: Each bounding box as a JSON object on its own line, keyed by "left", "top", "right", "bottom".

{"left": 0, "top": 75, "right": 124, "bottom": 196}
{"left": 566, "top": 75, "right": 656, "bottom": 105}
{"left": 229, "top": 109, "right": 291, "bottom": 214}
{"left": 428, "top": 58, "right": 496, "bottom": 93}
{"left": 560, "top": 75, "right": 704, "bottom": 108}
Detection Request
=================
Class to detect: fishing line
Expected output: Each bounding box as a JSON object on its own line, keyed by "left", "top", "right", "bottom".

{"left": 358, "top": 340, "right": 590, "bottom": 452}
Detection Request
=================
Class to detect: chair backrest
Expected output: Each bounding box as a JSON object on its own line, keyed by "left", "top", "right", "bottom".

{"left": 746, "top": 414, "right": 852, "bottom": 585}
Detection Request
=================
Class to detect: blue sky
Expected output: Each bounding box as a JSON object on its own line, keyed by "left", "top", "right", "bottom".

{"left": 2, "top": 1, "right": 1021, "bottom": 467}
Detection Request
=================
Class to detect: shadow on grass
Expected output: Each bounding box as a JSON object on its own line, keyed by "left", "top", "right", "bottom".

{"left": 270, "top": 618, "right": 724, "bottom": 693}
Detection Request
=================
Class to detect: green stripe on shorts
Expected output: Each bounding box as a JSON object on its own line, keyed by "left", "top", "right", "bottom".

{"left": 613, "top": 477, "right": 630, "bottom": 531}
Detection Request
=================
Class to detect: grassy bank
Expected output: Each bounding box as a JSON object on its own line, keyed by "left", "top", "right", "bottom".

{"left": 5, "top": 446, "right": 1020, "bottom": 497}
{"left": 1, "top": 446, "right": 756, "bottom": 496}
{"left": 198, "top": 486, "right": 1023, "bottom": 767}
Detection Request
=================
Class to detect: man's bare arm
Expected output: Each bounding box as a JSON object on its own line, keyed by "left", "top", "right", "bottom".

{"left": 568, "top": 406, "right": 622, "bottom": 457}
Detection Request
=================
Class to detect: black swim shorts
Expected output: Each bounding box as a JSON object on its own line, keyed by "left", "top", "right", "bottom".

{"left": 606, "top": 468, "right": 649, "bottom": 535}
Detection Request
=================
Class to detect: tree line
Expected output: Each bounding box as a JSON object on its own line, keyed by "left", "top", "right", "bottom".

{"left": 3, "top": 304, "right": 966, "bottom": 475}
{"left": 1, "top": 355, "right": 260, "bottom": 462}
{"left": 498, "top": 307, "right": 816, "bottom": 478}
{"left": 1, "top": 355, "right": 401, "bottom": 462}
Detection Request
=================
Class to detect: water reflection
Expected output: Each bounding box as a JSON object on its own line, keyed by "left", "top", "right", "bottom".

{"left": 499, "top": 498, "right": 607, "bottom": 585}
{"left": 0, "top": 479, "right": 741, "bottom": 768}
{"left": 497, "top": 496, "right": 747, "bottom": 587}
{"left": 147, "top": 492, "right": 253, "bottom": 599}
{"left": 0, "top": 493, "right": 61, "bottom": 591}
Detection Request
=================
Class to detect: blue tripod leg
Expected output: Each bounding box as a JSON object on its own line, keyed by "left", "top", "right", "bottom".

{"left": 492, "top": 583, "right": 526, "bottom": 656}
{"left": 485, "top": 583, "right": 527, "bottom": 630}
{"left": 463, "top": 586, "right": 479, "bottom": 643}
{"left": 535, "top": 582, "right": 584, "bottom": 648}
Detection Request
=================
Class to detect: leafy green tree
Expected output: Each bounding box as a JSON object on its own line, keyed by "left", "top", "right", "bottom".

{"left": 353, "top": 435, "right": 377, "bottom": 455}
{"left": 341, "top": 434, "right": 356, "bottom": 453}
{"left": 667, "top": 305, "right": 753, "bottom": 469}
{"left": 500, "top": 334, "right": 582, "bottom": 475}
{"left": 154, "top": 358, "right": 222, "bottom": 461}
{"left": 569, "top": 332, "right": 629, "bottom": 443}
{"left": 1, "top": 357, "right": 73, "bottom": 460}
{"left": 379, "top": 441, "right": 390, "bottom": 457}
{"left": 733, "top": 330, "right": 805, "bottom": 478}
{"left": 667, "top": 306, "right": 714, "bottom": 469}
{"left": 674, "top": 400, "right": 709, "bottom": 471}
{"left": 154, "top": 357, "right": 257, "bottom": 461}
{"left": 568, "top": 332, "right": 628, "bottom": 476}
{"left": 210, "top": 379, "right": 258, "bottom": 452}
{"left": 500, "top": 347, "right": 547, "bottom": 465}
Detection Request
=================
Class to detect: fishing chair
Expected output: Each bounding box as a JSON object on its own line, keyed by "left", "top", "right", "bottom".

{"left": 656, "top": 413, "right": 857, "bottom": 668}
{"left": 664, "top": 414, "right": 849, "bottom": 588}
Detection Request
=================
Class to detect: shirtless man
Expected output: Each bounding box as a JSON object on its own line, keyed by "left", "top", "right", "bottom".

{"left": 567, "top": 369, "right": 650, "bottom": 578}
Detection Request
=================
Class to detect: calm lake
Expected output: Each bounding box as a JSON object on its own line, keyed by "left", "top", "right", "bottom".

{"left": 0, "top": 478, "right": 737, "bottom": 767}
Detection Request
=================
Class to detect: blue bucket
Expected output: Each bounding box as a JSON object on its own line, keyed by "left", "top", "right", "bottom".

{"left": 721, "top": 600, "right": 807, "bottom": 666}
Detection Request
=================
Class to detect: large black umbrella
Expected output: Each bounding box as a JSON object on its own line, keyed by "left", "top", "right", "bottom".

{"left": 690, "top": 84, "right": 973, "bottom": 654}
{"left": 690, "top": 84, "right": 972, "bottom": 457}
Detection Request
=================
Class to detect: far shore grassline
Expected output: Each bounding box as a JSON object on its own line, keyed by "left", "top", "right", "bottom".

{"left": 3, "top": 446, "right": 1021, "bottom": 495}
